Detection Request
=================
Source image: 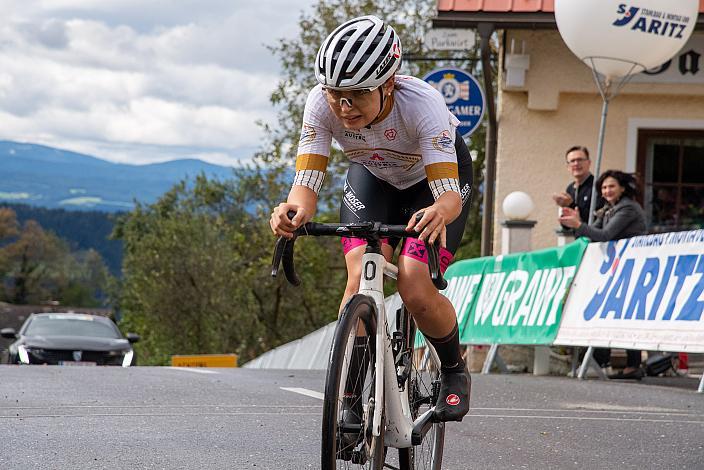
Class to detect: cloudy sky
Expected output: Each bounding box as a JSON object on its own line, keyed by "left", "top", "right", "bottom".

{"left": 0, "top": 0, "right": 316, "bottom": 166}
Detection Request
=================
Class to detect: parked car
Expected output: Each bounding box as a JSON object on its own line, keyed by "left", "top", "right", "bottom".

{"left": 1, "top": 313, "right": 139, "bottom": 366}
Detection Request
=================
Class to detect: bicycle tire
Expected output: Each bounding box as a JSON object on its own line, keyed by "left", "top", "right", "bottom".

{"left": 322, "top": 294, "right": 386, "bottom": 470}
{"left": 398, "top": 306, "right": 445, "bottom": 470}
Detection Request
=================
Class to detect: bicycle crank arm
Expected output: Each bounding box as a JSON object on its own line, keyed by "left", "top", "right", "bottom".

{"left": 411, "top": 408, "right": 437, "bottom": 446}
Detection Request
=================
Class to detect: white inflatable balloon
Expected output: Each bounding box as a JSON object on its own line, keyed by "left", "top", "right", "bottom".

{"left": 555, "top": 0, "right": 699, "bottom": 78}
{"left": 502, "top": 192, "right": 535, "bottom": 220}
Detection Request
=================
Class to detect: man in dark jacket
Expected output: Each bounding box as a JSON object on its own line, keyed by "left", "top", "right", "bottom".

{"left": 553, "top": 146, "right": 605, "bottom": 225}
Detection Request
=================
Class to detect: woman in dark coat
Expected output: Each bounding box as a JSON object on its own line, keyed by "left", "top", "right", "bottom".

{"left": 559, "top": 170, "right": 647, "bottom": 379}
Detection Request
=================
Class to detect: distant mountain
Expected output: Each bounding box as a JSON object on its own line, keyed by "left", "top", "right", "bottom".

{"left": 0, "top": 141, "right": 236, "bottom": 212}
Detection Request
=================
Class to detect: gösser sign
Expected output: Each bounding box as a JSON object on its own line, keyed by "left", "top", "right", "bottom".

{"left": 424, "top": 28, "right": 476, "bottom": 51}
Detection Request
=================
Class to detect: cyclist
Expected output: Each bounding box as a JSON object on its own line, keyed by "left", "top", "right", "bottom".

{"left": 270, "top": 15, "right": 473, "bottom": 423}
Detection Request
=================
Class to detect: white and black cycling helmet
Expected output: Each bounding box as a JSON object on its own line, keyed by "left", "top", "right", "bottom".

{"left": 315, "top": 15, "right": 402, "bottom": 90}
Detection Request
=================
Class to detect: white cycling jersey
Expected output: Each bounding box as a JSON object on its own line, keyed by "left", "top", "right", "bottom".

{"left": 293, "top": 75, "right": 464, "bottom": 200}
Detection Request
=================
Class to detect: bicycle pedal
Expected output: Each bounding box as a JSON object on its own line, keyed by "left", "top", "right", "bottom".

{"left": 411, "top": 408, "right": 437, "bottom": 446}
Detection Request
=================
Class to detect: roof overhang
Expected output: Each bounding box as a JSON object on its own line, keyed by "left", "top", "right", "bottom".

{"left": 433, "top": 11, "right": 556, "bottom": 30}
{"left": 433, "top": 11, "right": 704, "bottom": 31}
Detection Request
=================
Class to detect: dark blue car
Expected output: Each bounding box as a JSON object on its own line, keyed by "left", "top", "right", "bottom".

{"left": 1, "top": 313, "right": 139, "bottom": 366}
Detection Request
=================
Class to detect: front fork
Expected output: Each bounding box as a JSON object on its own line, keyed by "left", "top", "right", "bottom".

{"left": 358, "top": 252, "right": 387, "bottom": 440}
{"left": 359, "top": 252, "right": 413, "bottom": 447}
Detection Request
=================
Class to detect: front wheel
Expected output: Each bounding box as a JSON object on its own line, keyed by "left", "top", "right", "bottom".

{"left": 322, "top": 294, "right": 385, "bottom": 470}
{"left": 398, "top": 306, "right": 445, "bottom": 470}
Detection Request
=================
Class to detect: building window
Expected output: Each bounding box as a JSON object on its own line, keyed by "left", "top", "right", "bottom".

{"left": 637, "top": 129, "right": 704, "bottom": 233}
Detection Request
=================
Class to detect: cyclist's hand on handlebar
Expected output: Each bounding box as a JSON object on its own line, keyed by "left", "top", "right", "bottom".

{"left": 270, "top": 203, "right": 309, "bottom": 239}
{"left": 407, "top": 205, "right": 447, "bottom": 247}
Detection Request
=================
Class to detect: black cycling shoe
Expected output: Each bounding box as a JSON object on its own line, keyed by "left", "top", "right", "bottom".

{"left": 433, "top": 368, "right": 471, "bottom": 422}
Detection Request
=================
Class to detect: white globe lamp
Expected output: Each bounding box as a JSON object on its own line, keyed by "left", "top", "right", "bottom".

{"left": 502, "top": 191, "right": 534, "bottom": 221}
{"left": 555, "top": 0, "right": 699, "bottom": 79}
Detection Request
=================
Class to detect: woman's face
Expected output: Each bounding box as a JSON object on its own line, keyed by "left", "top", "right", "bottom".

{"left": 601, "top": 176, "right": 625, "bottom": 204}
{"left": 323, "top": 79, "right": 394, "bottom": 129}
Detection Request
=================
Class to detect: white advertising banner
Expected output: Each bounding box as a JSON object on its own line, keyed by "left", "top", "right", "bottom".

{"left": 555, "top": 230, "right": 704, "bottom": 352}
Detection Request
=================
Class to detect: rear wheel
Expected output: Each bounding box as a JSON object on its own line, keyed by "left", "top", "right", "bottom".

{"left": 322, "top": 294, "right": 385, "bottom": 470}
{"left": 398, "top": 306, "right": 445, "bottom": 470}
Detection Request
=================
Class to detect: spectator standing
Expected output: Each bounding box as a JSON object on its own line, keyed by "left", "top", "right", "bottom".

{"left": 553, "top": 146, "right": 604, "bottom": 226}
{"left": 559, "top": 170, "right": 647, "bottom": 379}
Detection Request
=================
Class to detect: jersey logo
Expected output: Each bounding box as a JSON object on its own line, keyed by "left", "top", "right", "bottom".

{"left": 300, "top": 124, "right": 316, "bottom": 145}
{"left": 460, "top": 183, "right": 472, "bottom": 206}
{"left": 343, "top": 183, "right": 366, "bottom": 214}
{"left": 344, "top": 130, "right": 366, "bottom": 142}
{"left": 384, "top": 128, "right": 397, "bottom": 141}
{"left": 432, "top": 130, "right": 454, "bottom": 154}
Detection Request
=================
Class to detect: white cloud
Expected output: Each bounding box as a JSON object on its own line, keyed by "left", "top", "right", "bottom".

{"left": 0, "top": 0, "right": 316, "bottom": 166}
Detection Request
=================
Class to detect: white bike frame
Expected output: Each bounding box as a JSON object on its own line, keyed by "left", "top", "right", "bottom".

{"left": 349, "top": 250, "right": 441, "bottom": 449}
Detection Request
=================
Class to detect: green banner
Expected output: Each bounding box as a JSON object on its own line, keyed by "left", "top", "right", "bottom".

{"left": 442, "top": 238, "right": 589, "bottom": 345}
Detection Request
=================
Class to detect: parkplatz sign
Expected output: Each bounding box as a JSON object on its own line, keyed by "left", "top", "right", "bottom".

{"left": 424, "top": 28, "right": 476, "bottom": 51}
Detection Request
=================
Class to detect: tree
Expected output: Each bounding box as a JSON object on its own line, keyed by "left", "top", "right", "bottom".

{"left": 114, "top": 174, "right": 347, "bottom": 365}
{"left": 0, "top": 208, "right": 20, "bottom": 278}
{"left": 0, "top": 208, "right": 113, "bottom": 306}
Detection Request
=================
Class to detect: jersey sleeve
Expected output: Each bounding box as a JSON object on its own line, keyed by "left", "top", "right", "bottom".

{"left": 411, "top": 89, "right": 462, "bottom": 200}
{"left": 293, "top": 86, "right": 333, "bottom": 194}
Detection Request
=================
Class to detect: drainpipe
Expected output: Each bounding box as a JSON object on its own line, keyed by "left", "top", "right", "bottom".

{"left": 478, "top": 23, "right": 498, "bottom": 257}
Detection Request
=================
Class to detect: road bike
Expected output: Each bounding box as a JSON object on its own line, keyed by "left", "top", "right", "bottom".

{"left": 272, "top": 215, "right": 447, "bottom": 469}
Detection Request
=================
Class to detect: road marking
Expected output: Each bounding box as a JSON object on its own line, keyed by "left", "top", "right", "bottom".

{"left": 2, "top": 413, "right": 702, "bottom": 424}
{"left": 280, "top": 387, "right": 324, "bottom": 400}
{"left": 561, "top": 403, "right": 686, "bottom": 413}
{"left": 1, "top": 404, "right": 320, "bottom": 410}
{"left": 474, "top": 406, "right": 695, "bottom": 417}
{"left": 167, "top": 367, "right": 219, "bottom": 374}
{"left": 273, "top": 389, "right": 704, "bottom": 421}
{"left": 469, "top": 414, "right": 704, "bottom": 425}
{"left": 1, "top": 412, "right": 320, "bottom": 419}
{"left": 4, "top": 404, "right": 698, "bottom": 417}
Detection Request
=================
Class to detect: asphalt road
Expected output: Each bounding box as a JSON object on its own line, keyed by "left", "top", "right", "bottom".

{"left": 0, "top": 366, "right": 702, "bottom": 469}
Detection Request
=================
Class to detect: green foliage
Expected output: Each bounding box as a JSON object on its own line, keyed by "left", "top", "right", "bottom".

{"left": 3, "top": 203, "right": 123, "bottom": 275}
{"left": 0, "top": 207, "right": 113, "bottom": 306}
{"left": 114, "top": 174, "right": 346, "bottom": 365}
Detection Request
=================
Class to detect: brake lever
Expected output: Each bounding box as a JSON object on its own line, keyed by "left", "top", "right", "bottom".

{"left": 271, "top": 210, "right": 302, "bottom": 286}
{"left": 427, "top": 239, "right": 448, "bottom": 290}
{"left": 414, "top": 212, "right": 447, "bottom": 290}
{"left": 281, "top": 236, "right": 301, "bottom": 286}
{"left": 271, "top": 236, "right": 287, "bottom": 278}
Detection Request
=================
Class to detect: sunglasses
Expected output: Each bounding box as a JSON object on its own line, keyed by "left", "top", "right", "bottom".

{"left": 322, "top": 86, "right": 379, "bottom": 108}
